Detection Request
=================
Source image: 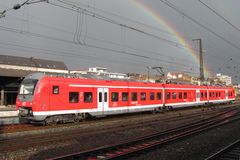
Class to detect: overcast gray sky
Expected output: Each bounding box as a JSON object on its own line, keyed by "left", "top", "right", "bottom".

{"left": 0, "top": 0, "right": 240, "bottom": 83}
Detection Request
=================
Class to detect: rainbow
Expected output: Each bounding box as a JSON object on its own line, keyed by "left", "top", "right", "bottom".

{"left": 132, "top": 0, "right": 210, "bottom": 77}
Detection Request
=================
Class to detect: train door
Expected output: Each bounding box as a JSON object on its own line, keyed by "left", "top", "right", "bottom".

{"left": 196, "top": 90, "right": 200, "bottom": 102}
{"left": 97, "top": 88, "right": 109, "bottom": 114}
{"left": 226, "top": 90, "right": 228, "bottom": 100}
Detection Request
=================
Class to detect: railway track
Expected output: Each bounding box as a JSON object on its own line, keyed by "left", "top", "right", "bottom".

{"left": 0, "top": 105, "right": 237, "bottom": 153}
{"left": 205, "top": 139, "right": 240, "bottom": 160}
{"left": 47, "top": 107, "right": 240, "bottom": 160}
{"left": 0, "top": 103, "right": 237, "bottom": 134}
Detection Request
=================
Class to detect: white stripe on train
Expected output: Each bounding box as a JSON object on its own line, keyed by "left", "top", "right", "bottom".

{"left": 69, "top": 84, "right": 231, "bottom": 91}
{"left": 33, "top": 98, "right": 234, "bottom": 116}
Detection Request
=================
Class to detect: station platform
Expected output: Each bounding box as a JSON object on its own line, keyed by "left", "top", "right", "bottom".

{"left": 0, "top": 105, "right": 18, "bottom": 118}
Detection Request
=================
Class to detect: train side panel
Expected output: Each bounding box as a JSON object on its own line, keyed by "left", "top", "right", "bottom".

{"left": 16, "top": 73, "right": 236, "bottom": 123}
{"left": 164, "top": 84, "right": 207, "bottom": 108}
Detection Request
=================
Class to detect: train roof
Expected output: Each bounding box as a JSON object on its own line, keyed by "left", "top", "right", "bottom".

{"left": 23, "top": 72, "right": 234, "bottom": 90}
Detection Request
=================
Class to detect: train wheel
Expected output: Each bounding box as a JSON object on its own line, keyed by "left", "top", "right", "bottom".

{"left": 74, "top": 115, "right": 80, "bottom": 123}
{"left": 44, "top": 119, "right": 51, "bottom": 126}
{"left": 74, "top": 113, "right": 85, "bottom": 123}
{"left": 44, "top": 116, "right": 54, "bottom": 126}
{"left": 74, "top": 118, "right": 80, "bottom": 123}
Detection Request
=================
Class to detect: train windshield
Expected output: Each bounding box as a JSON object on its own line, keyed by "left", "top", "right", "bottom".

{"left": 19, "top": 79, "right": 38, "bottom": 95}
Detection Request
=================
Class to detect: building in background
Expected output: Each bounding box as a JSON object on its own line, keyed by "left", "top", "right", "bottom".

{"left": 215, "top": 73, "right": 232, "bottom": 86}
{"left": 166, "top": 72, "right": 200, "bottom": 85}
{"left": 71, "top": 67, "right": 129, "bottom": 80}
{"left": 0, "top": 55, "right": 68, "bottom": 106}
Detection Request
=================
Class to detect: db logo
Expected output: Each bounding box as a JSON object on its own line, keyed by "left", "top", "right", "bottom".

{"left": 22, "top": 102, "right": 26, "bottom": 106}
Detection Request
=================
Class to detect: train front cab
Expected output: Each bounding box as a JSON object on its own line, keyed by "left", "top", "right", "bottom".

{"left": 16, "top": 73, "right": 48, "bottom": 123}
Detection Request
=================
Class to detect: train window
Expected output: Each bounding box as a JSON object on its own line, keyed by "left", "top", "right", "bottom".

{"left": 184, "top": 92, "right": 187, "bottom": 99}
{"left": 166, "top": 92, "right": 171, "bottom": 100}
{"left": 52, "top": 86, "right": 59, "bottom": 94}
{"left": 201, "top": 92, "right": 204, "bottom": 98}
{"left": 179, "top": 92, "right": 182, "bottom": 99}
{"left": 104, "top": 92, "right": 107, "bottom": 102}
{"left": 150, "top": 92, "right": 155, "bottom": 100}
{"left": 84, "top": 92, "right": 93, "bottom": 103}
{"left": 157, "top": 92, "right": 161, "bottom": 100}
{"left": 140, "top": 92, "right": 146, "bottom": 101}
{"left": 210, "top": 92, "right": 212, "bottom": 98}
{"left": 111, "top": 92, "right": 119, "bottom": 102}
{"left": 122, "top": 92, "right": 128, "bottom": 101}
{"left": 131, "top": 92, "right": 138, "bottom": 101}
{"left": 99, "top": 92, "right": 102, "bottom": 102}
{"left": 205, "top": 92, "right": 207, "bottom": 98}
{"left": 172, "top": 92, "right": 177, "bottom": 99}
{"left": 69, "top": 92, "right": 79, "bottom": 103}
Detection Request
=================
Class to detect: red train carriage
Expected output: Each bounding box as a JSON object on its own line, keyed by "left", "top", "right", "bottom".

{"left": 164, "top": 84, "right": 208, "bottom": 109}
{"left": 208, "top": 86, "right": 235, "bottom": 104}
{"left": 16, "top": 73, "right": 235, "bottom": 124}
{"left": 163, "top": 84, "right": 235, "bottom": 109}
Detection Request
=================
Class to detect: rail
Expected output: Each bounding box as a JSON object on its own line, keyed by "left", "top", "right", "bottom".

{"left": 205, "top": 139, "right": 240, "bottom": 160}
{"left": 48, "top": 108, "right": 240, "bottom": 160}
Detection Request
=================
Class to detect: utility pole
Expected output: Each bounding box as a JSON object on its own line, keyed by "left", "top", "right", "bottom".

{"left": 147, "top": 66, "right": 151, "bottom": 82}
{"left": 193, "top": 38, "right": 204, "bottom": 82}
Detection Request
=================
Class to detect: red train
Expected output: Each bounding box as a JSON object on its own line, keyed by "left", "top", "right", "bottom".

{"left": 16, "top": 73, "right": 235, "bottom": 124}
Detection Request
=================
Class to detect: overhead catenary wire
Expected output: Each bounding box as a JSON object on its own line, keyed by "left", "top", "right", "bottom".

{"left": 0, "top": 42, "right": 199, "bottom": 76}
{"left": 61, "top": 0, "right": 174, "bottom": 37}
{"left": 3, "top": 14, "right": 196, "bottom": 65}
{"left": 0, "top": 24, "right": 197, "bottom": 69}
{"left": 0, "top": 0, "right": 201, "bottom": 76}
{"left": 73, "top": 8, "right": 81, "bottom": 44}
{"left": 1, "top": 0, "right": 202, "bottom": 58}
{"left": 0, "top": 42, "right": 149, "bottom": 67}
{"left": 61, "top": 0, "right": 238, "bottom": 75}
{"left": 198, "top": 0, "right": 240, "bottom": 33}
{"left": 0, "top": 25, "right": 196, "bottom": 70}
{"left": 48, "top": 0, "right": 199, "bottom": 52}
{"left": 159, "top": 0, "right": 240, "bottom": 51}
